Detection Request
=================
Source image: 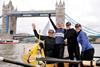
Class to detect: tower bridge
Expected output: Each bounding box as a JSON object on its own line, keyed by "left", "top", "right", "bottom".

{"left": 0, "top": 0, "right": 100, "bottom": 37}
{"left": 1, "top": 0, "right": 65, "bottom": 35}
{"left": 8, "top": 10, "right": 56, "bottom": 17}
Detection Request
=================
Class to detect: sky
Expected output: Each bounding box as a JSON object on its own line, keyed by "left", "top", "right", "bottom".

{"left": 0, "top": 0, "right": 100, "bottom": 34}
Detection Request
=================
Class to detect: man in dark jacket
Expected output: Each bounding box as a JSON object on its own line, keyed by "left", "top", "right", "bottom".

{"left": 65, "top": 22, "right": 80, "bottom": 67}
{"left": 32, "top": 23, "right": 55, "bottom": 64}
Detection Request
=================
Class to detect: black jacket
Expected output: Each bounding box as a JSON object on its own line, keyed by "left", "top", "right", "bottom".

{"left": 65, "top": 28, "right": 78, "bottom": 46}
{"left": 33, "top": 30, "right": 55, "bottom": 57}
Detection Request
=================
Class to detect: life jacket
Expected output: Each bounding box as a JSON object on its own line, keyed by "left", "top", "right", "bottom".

{"left": 22, "top": 43, "right": 45, "bottom": 66}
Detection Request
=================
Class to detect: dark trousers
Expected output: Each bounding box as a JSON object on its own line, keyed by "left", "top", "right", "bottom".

{"left": 81, "top": 48, "right": 94, "bottom": 60}
{"left": 81, "top": 48, "right": 94, "bottom": 67}
{"left": 54, "top": 44, "right": 64, "bottom": 67}
{"left": 67, "top": 44, "right": 80, "bottom": 67}
{"left": 45, "top": 51, "right": 55, "bottom": 64}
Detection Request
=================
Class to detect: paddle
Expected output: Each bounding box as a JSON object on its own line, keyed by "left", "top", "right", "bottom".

{"left": 36, "top": 57, "right": 100, "bottom": 66}
{"left": 0, "top": 56, "right": 34, "bottom": 67}
{"left": 36, "top": 57, "right": 80, "bottom": 64}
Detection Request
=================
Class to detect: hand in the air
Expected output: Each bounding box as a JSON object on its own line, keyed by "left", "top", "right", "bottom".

{"left": 32, "top": 23, "right": 36, "bottom": 30}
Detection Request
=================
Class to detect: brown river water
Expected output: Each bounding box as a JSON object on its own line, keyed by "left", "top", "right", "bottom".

{"left": 0, "top": 43, "right": 99, "bottom": 67}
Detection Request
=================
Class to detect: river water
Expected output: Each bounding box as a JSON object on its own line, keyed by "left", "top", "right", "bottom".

{"left": 0, "top": 43, "right": 99, "bottom": 67}
{"left": 0, "top": 43, "right": 33, "bottom": 67}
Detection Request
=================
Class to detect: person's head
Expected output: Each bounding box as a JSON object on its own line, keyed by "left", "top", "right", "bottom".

{"left": 48, "top": 29, "right": 54, "bottom": 37}
{"left": 75, "top": 23, "right": 82, "bottom": 32}
{"left": 66, "top": 22, "right": 71, "bottom": 29}
{"left": 56, "top": 22, "right": 64, "bottom": 29}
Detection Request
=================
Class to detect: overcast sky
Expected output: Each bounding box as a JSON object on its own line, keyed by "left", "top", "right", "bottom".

{"left": 0, "top": 0, "right": 100, "bottom": 34}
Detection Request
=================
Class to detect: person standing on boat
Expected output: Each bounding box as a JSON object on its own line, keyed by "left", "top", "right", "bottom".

{"left": 75, "top": 23, "right": 94, "bottom": 66}
{"left": 49, "top": 14, "right": 66, "bottom": 67}
{"left": 32, "top": 23, "right": 56, "bottom": 63}
{"left": 64, "top": 22, "right": 80, "bottom": 67}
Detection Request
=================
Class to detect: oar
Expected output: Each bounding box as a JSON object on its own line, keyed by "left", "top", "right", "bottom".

{"left": 36, "top": 57, "right": 80, "bottom": 64}
{"left": 0, "top": 56, "right": 34, "bottom": 67}
{"left": 94, "top": 56, "right": 100, "bottom": 58}
{"left": 37, "top": 57, "right": 100, "bottom": 66}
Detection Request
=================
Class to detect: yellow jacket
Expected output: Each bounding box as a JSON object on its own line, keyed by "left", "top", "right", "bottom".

{"left": 22, "top": 43, "right": 45, "bottom": 66}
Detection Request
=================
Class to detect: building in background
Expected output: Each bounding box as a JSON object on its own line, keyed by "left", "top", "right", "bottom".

{"left": 56, "top": 0, "right": 65, "bottom": 24}
{"left": 2, "top": 1, "right": 17, "bottom": 34}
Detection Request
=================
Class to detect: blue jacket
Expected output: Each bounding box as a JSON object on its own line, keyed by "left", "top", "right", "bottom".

{"left": 77, "top": 30, "right": 93, "bottom": 52}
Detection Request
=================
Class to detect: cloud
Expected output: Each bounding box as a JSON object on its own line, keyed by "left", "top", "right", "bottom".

{"left": 0, "top": 0, "right": 100, "bottom": 34}
{"left": 66, "top": 0, "right": 100, "bottom": 33}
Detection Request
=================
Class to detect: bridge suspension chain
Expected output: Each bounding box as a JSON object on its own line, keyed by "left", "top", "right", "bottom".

{"left": 65, "top": 16, "right": 96, "bottom": 35}
{"left": 65, "top": 14, "right": 100, "bottom": 36}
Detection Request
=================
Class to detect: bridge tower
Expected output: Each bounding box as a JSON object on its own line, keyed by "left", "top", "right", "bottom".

{"left": 2, "top": 0, "right": 17, "bottom": 34}
{"left": 56, "top": 0, "right": 65, "bottom": 24}
{"left": 1, "top": 0, "right": 65, "bottom": 35}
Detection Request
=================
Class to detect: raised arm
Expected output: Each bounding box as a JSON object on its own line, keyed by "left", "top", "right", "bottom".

{"left": 32, "top": 23, "right": 47, "bottom": 40}
{"left": 48, "top": 14, "right": 57, "bottom": 30}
